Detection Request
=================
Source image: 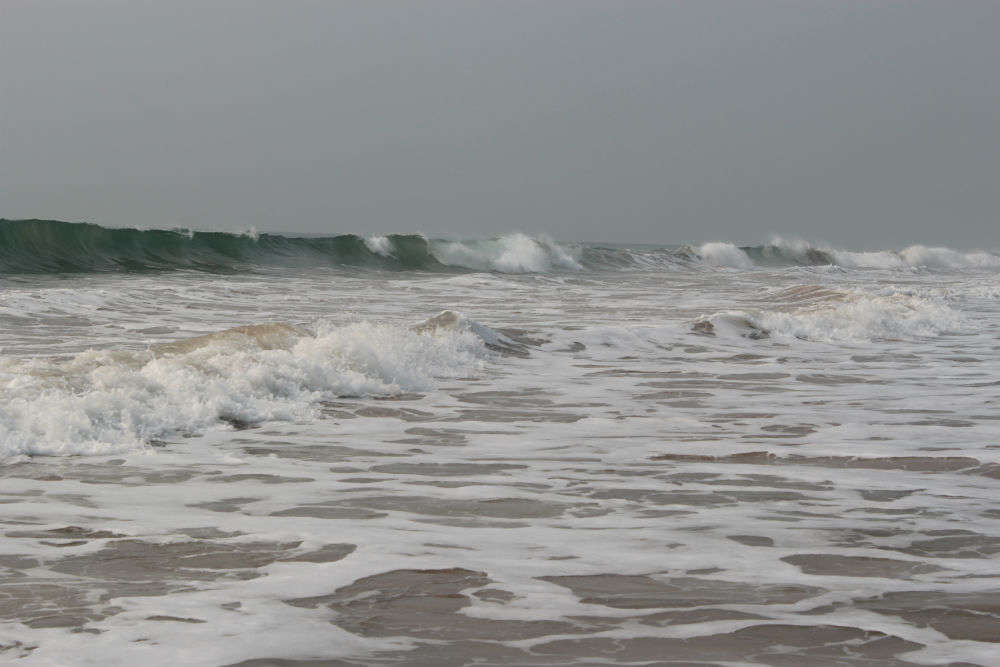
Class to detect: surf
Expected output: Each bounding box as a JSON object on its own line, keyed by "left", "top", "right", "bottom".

{"left": 0, "top": 313, "right": 504, "bottom": 458}
{"left": 2, "top": 219, "right": 998, "bottom": 275}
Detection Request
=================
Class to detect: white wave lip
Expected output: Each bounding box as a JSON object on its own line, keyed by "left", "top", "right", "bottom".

{"left": 696, "top": 242, "right": 754, "bottom": 269}
{"left": 240, "top": 226, "right": 259, "bottom": 241}
{"left": 0, "top": 317, "right": 496, "bottom": 458}
{"left": 830, "top": 245, "right": 1000, "bottom": 270}
{"left": 364, "top": 235, "right": 395, "bottom": 257}
{"left": 691, "top": 236, "right": 1000, "bottom": 272}
{"left": 766, "top": 236, "right": 1000, "bottom": 271}
{"left": 430, "top": 233, "right": 582, "bottom": 273}
{"left": 897, "top": 245, "right": 1000, "bottom": 270}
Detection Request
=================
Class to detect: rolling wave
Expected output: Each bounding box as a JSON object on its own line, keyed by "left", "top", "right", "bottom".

{"left": 0, "top": 219, "right": 442, "bottom": 273}
{"left": 0, "top": 313, "right": 499, "bottom": 457}
{"left": 1, "top": 219, "right": 997, "bottom": 275}
{"left": 694, "top": 237, "right": 1000, "bottom": 271}
{"left": 694, "top": 287, "right": 964, "bottom": 343}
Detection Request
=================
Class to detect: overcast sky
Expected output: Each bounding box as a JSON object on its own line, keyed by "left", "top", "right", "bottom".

{"left": 1, "top": 1, "right": 998, "bottom": 247}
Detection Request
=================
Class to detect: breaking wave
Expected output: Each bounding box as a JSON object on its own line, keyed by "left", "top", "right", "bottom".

{"left": 432, "top": 233, "right": 582, "bottom": 273}
{"left": 0, "top": 313, "right": 499, "bottom": 457}
{"left": 691, "top": 237, "right": 1000, "bottom": 271}
{"left": 695, "top": 288, "right": 965, "bottom": 343}
{"left": 1, "top": 220, "right": 997, "bottom": 275}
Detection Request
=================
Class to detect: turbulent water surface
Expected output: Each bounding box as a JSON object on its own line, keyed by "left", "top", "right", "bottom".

{"left": 1, "top": 220, "right": 999, "bottom": 666}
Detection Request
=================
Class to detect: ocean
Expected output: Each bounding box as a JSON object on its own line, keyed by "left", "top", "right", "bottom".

{"left": 1, "top": 219, "right": 999, "bottom": 666}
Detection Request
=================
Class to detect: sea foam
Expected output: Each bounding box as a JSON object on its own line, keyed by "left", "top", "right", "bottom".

{"left": 697, "top": 242, "right": 754, "bottom": 269}
{"left": 0, "top": 316, "right": 495, "bottom": 458}
{"left": 430, "top": 233, "right": 583, "bottom": 273}
{"left": 699, "top": 290, "right": 964, "bottom": 343}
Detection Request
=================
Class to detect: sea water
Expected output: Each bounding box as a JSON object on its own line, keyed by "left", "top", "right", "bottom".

{"left": 1, "top": 221, "right": 999, "bottom": 665}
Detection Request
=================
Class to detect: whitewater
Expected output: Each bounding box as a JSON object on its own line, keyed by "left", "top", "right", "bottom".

{"left": 2, "top": 219, "right": 1000, "bottom": 666}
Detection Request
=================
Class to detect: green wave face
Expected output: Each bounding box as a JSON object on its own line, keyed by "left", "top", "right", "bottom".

{"left": 739, "top": 244, "right": 835, "bottom": 266}
{"left": 3, "top": 219, "right": 997, "bottom": 275}
{"left": 0, "top": 220, "right": 443, "bottom": 274}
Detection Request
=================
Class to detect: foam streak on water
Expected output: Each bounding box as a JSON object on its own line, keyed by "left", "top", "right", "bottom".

{"left": 1, "top": 232, "right": 1000, "bottom": 666}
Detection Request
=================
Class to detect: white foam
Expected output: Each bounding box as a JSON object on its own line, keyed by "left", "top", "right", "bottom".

{"left": 364, "top": 235, "right": 394, "bottom": 257}
{"left": 703, "top": 291, "right": 964, "bottom": 343}
{"left": 430, "top": 233, "right": 582, "bottom": 273}
{"left": 3, "top": 261, "right": 999, "bottom": 667}
{"left": 0, "top": 318, "right": 493, "bottom": 458}
{"left": 829, "top": 245, "right": 1000, "bottom": 270}
{"left": 697, "top": 242, "right": 753, "bottom": 269}
{"left": 766, "top": 235, "right": 815, "bottom": 256}
{"left": 828, "top": 249, "right": 906, "bottom": 269}
{"left": 694, "top": 236, "right": 1000, "bottom": 272}
{"left": 776, "top": 237, "right": 1000, "bottom": 271}
{"left": 898, "top": 245, "right": 1000, "bottom": 270}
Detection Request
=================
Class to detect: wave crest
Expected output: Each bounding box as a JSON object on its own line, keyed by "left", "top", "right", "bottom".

{"left": 430, "top": 233, "right": 583, "bottom": 273}
{"left": 0, "top": 219, "right": 442, "bottom": 273}
{"left": 697, "top": 242, "right": 754, "bottom": 269}
{"left": 2, "top": 220, "right": 997, "bottom": 275}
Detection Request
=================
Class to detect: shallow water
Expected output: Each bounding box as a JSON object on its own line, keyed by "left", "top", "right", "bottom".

{"left": 2, "top": 244, "right": 1000, "bottom": 665}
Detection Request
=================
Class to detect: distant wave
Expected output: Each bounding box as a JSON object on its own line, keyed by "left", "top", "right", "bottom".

{"left": 1, "top": 220, "right": 997, "bottom": 275}
{"left": 693, "top": 237, "right": 1000, "bottom": 271}
{"left": 0, "top": 219, "right": 444, "bottom": 273}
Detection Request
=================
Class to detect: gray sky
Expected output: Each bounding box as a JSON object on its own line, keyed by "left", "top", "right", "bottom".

{"left": 2, "top": 1, "right": 998, "bottom": 247}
